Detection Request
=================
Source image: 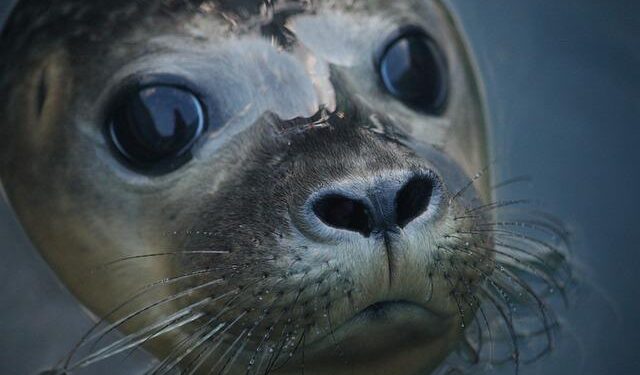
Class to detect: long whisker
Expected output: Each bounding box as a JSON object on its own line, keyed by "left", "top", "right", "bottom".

{"left": 491, "top": 175, "right": 532, "bottom": 190}
{"left": 456, "top": 230, "right": 570, "bottom": 278}
{"left": 449, "top": 163, "right": 492, "bottom": 203}
{"left": 466, "top": 229, "right": 565, "bottom": 257}
{"left": 155, "top": 320, "right": 227, "bottom": 375}
{"left": 262, "top": 280, "right": 308, "bottom": 374}
{"left": 68, "top": 300, "right": 208, "bottom": 370}
{"left": 184, "top": 313, "right": 247, "bottom": 375}
{"left": 461, "top": 199, "right": 532, "bottom": 216}
{"left": 97, "top": 250, "right": 230, "bottom": 269}
{"left": 492, "top": 265, "right": 556, "bottom": 360}
{"left": 444, "top": 240, "right": 561, "bottom": 366}
{"left": 150, "top": 296, "right": 248, "bottom": 375}
{"left": 65, "top": 267, "right": 230, "bottom": 367}
{"left": 220, "top": 333, "right": 250, "bottom": 375}
{"left": 474, "top": 220, "right": 570, "bottom": 247}
{"left": 205, "top": 313, "right": 248, "bottom": 375}
{"left": 477, "top": 288, "right": 520, "bottom": 374}
{"left": 85, "top": 277, "right": 227, "bottom": 350}
{"left": 480, "top": 247, "right": 568, "bottom": 304}
{"left": 206, "top": 328, "right": 248, "bottom": 375}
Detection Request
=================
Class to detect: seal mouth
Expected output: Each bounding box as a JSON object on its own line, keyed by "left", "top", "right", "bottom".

{"left": 304, "top": 299, "right": 454, "bottom": 362}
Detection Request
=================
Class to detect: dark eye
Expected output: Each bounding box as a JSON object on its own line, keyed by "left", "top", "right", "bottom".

{"left": 377, "top": 27, "right": 448, "bottom": 113}
{"left": 107, "top": 84, "right": 205, "bottom": 173}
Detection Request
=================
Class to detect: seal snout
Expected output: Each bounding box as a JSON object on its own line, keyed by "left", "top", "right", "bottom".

{"left": 305, "top": 170, "right": 439, "bottom": 240}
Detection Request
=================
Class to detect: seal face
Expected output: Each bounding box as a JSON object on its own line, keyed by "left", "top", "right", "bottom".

{"left": 0, "top": 1, "right": 572, "bottom": 374}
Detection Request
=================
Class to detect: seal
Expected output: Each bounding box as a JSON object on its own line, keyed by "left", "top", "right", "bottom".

{"left": 0, "top": 1, "right": 572, "bottom": 374}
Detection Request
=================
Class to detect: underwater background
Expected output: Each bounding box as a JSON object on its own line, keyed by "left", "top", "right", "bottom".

{"left": 0, "top": 1, "right": 638, "bottom": 374}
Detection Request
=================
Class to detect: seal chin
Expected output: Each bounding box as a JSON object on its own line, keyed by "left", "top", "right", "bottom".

{"left": 300, "top": 300, "right": 457, "bottom": 370}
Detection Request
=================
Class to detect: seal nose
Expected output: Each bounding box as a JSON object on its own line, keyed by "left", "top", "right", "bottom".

{"left": 310, "top": 173, "right": 436, "bottom": 237}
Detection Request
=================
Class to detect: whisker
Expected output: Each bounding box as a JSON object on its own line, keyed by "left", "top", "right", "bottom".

{"left": 461, "top": 199, "right": 532, "bottom": 216}
{"left": 244, "top": 262, "right": 309, "bottom": 374}
{"left": 491, "top": 175, "right": 532, "bottom": 190}
{"left": 268, "top": 328, "right": 307, "bottom": 374}
{"left": 475, "top": 220, "right": 570, "bottom": 247}
{"left": 155, "top": 320, "right": 227, "bottom": 375}
{"left": 444, "top": 242, "right": 561, "bottom": 367}
{"left": 97, "top": 250, "right": 230, "bottom": 270}
{"left": 492, "top": 265, "right": 556, "bottom": 360}
{"left": 220, "top": 334, "right": 249, "bottom": 375}
{"left": 244, "top": 289, "right": 297, "bottom": 375}
{"left": 449, "top": 164, "right": 491, "bottom": 203}
{"left": 475, "top": 244, "right": 567, "bottom": 301}
{"left": 262, "top": 275, "right": 309, "bottom": 374}
{"left": 68, "top": 304, "right": 207, "bottom": 370}
{"left": 65, "top": 268, "right": 231, "bottom": 367}
{"left": 457, "top": 230, "right": 570, "bottom": 278}
{"left": 494, "top": 240, "right": 567, "bottom": 271}
{"left": 250, "top": 345, "right": 272, "bottom": 375}
{"left": 440, "top": 269, "right": 468, "bottom": 329}
{"left": 467, "top": 229, "right": 564, "bottom": 257}
{"left": 209, "top": 314, "right": 249, "bottom": 375}
{"left": 151, "top": 297, "right": 248, "bottom": 375}
{"left": 473, "top": 294, "right": 494, "bottom": 364}
{"left": 206, "top": 328, "right": 248, "bottom": 375}
{"left": 184, "top": 316, "right": 246, "bottom": 375}
{"left": 85, "top": 278, "right": 227, "bottom": 350}
{"left": 477, "top": 288, "right": 520, "bottom": 374}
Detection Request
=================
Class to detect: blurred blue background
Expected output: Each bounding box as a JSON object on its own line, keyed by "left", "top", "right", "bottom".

{"left": 1, "top": 0, "right": 638, "bottom": 374}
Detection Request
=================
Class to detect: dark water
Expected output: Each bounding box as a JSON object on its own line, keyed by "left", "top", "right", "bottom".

{"left": 1, "top": 1, "right": 638, "bottom": 374}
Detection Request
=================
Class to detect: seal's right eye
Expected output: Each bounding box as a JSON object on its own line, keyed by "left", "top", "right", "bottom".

{"left": 107, "top": 84, "right": 205, "bottom": 174}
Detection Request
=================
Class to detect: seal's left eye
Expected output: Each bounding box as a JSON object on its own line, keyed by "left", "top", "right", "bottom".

{"left": 377, "top": 27, "right": 448, "bottom": 113}
{"left": 108, "top": 85, "right": 205, "bottom": 173}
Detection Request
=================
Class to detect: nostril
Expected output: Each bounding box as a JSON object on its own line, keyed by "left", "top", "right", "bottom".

{"left": 395, "top": 175, "right": 434, "bottom": 228}
{"left": 312, "top": 194, "right": 372, "bottom": 237}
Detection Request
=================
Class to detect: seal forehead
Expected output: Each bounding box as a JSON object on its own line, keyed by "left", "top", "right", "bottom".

{"left": 55, "top": 0, "right": 478, "bottom": 170}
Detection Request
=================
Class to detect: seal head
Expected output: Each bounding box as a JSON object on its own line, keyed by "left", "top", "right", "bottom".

{"left": 0, "top": 1, "right": 570, "bottom": 374}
